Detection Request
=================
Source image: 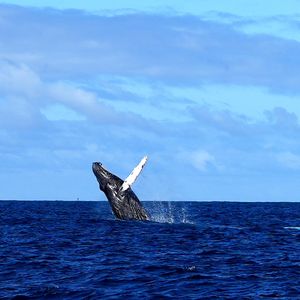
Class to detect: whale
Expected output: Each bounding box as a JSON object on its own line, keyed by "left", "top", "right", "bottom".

{"left": 92, "top": 158, "right": 149, "bottom": 221}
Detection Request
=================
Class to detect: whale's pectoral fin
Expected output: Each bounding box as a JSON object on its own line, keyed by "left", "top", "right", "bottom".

{"left": 121, "top": 156, "right": 148, "bottom": 192}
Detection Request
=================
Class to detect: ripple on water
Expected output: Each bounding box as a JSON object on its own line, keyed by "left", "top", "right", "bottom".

{"left": 0, "top": 201, "right": 299, "bottom": 299}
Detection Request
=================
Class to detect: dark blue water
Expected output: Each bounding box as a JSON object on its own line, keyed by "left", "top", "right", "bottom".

{"left": 0, "top": 201, "right": 299, "bottom": 299}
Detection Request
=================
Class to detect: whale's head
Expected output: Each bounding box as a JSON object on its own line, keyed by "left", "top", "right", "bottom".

{"left": 92, "top": 162, "right": 123, "bottom": 192}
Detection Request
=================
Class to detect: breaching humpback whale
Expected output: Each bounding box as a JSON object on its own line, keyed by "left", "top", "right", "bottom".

{"left": 92, "top": 156, "right": 149, "bottom": 221}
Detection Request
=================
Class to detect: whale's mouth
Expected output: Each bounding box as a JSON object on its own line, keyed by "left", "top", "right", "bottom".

{"left": 93, "top": 162, "right": 102, "bottom": 167}
{"left": 92, "top": 162, "right": 112, "bottom": 191}
{"left": 92, "top": 162, "right": 104, "bottom": 173}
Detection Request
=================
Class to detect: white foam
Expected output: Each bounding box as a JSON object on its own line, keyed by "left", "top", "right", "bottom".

{"left": 284, "top": 227, "right": 300, "bottom": 230}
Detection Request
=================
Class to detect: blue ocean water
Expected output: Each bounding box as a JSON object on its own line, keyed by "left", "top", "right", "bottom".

{"left": 0, "top": 201, "right": 299, "bottom": 299}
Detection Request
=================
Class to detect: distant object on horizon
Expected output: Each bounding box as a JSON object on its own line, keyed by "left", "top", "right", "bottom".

{"left": 92, "top": 156, "right": 149, "bottom": 221}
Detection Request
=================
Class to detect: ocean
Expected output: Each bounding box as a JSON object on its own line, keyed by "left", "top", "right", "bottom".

{"left": 0, "top": 201, "right": 299, "bottom": 299}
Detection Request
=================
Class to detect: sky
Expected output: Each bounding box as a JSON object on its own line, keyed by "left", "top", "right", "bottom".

{"left": 1, "top": 1, "right": 300, "bottom": 201}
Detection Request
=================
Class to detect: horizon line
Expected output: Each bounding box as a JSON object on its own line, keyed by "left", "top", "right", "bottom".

{"left": 0, "top": 199, "right": 300, "bottom": 203}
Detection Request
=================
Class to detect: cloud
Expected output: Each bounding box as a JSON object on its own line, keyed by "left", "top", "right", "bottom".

{"left": 189, "top": 104, "right": 252, "bottom": 135}
{"left": 276, "top": 152, "right": 300, "bottom": 170}
{"left": 1, "top": 4, "right": 300, "bottom": 200}
{"left": 188, "top": 150, "right": 217, "bottom": 171}
{"left": 1, "top": 91, "right": 300, "bottom": 200}
{"left": 1, "top": 5, "right": 300, "bottom": 94}
{"left": 0, "top": 61, "right": 41, "bottom": 97}
{"left": 264, "top": 107, "right": 298, "bottom": 129}
{"left": 0, "top": 60, "right": 154, "bottom": 131}
{"left": 0, "top": 60, "right": 299, "bottom": 199}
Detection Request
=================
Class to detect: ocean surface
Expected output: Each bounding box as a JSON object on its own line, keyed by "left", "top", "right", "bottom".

{"left": 0, "top": 201, "right": 299, "bottom": 299}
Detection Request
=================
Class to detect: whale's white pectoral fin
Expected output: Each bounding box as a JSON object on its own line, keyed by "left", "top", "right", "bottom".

{"left": 121, "top": 156, "right": 148, "bottom": 191}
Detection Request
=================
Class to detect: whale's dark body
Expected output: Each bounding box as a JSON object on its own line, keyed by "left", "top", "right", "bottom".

{"left": 92, "top": 162, "right": 149, "bottom": 221}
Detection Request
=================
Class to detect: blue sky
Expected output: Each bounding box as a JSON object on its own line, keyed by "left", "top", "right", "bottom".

{"left": 1, "top": 1, "right": 300, "bottom": 201}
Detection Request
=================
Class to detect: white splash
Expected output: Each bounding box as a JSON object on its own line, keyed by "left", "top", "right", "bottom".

{"left": 284, "top": 227, "right": 300, "bottom": 230}
{"left": 148, "top": 202, "right": 194, "bottom": 224}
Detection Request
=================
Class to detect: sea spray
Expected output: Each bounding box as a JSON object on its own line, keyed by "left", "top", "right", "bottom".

{"left": 146, "top": 201, "right": 194, "bottom": 224}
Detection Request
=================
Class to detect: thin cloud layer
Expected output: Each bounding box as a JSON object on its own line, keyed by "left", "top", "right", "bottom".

{"left": 1, "top": 5, "right": 300, "bottom": 93}
{"left": 1, "top": 4, "right": 300, "bottom": 201}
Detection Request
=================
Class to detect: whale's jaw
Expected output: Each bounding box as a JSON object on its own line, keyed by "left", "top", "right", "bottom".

{"left": 92, "top": 161, "right": 149, "bottom": 221}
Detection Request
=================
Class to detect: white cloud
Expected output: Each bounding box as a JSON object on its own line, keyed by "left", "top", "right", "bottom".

{"left": 0, "top": 61, "right": 146, "bottom": 126}
{"left": 2, "top": 5, "right": 300, "bottom": 94}
{"left": 191, "top": 150, "right": 216, "bottom": 171}
{"left": 0, "top": 61, "right": 42, "bottom": 98}
{"left": 185, "top": 150, "right": 217, "bottom": 171}
{"left": 276, "top": 152, "right": 300, "bottom": 170}
{"left": 2, "top": 5, "right": 300, "bottom": 200}
{"left": 0, "top": 96, "right": 41, "bottom": 128}
{"left": 40, "top": 104, "right": 86, "bottom": 121}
